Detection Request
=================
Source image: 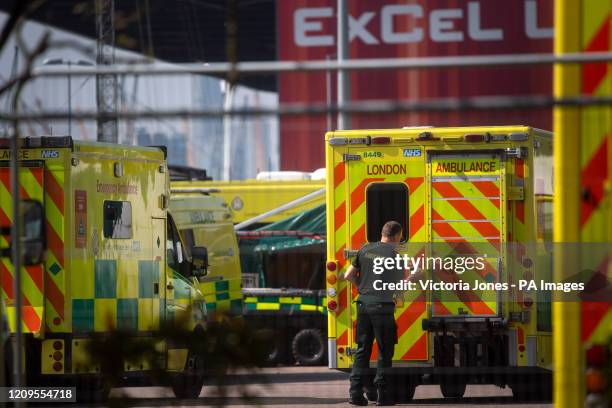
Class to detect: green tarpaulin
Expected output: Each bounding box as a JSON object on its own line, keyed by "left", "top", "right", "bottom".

{"left": 238, "top": 204, "right": 326, "bottom": 288}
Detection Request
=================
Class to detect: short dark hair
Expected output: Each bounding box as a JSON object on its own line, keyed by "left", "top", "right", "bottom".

{"left": 381, "top": 221, "right": 402, "bottom": 238}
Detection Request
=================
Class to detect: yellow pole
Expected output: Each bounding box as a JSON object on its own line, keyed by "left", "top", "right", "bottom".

{"left": 553, "top": 0, "right": 583, "bottom": 406}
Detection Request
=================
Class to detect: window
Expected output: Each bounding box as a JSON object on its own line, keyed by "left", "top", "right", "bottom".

{"left": 103, "top": 201, "right": 132, "bottom": 239}
{"left": 180, "top": 228, "right": 195, "bottom": 257}
{"left": 365, "top": 183, "right": 408, "bottom": 242}
{"left": 167, "top": 214, "right": 190, "bottom": 277}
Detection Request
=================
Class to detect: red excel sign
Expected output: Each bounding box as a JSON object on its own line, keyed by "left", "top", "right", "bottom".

{"left": 277, "top": 0, "right": 553, "bottom": 171}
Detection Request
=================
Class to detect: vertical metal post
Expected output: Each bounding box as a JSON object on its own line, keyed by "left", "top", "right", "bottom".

{"left": 553, "top": 0, "right": 583, "bottom": 406}
{"left": 326, "top": 55, "right": 333, "bottom": 131}
{"left": 96, "top": 0, "right": 118, "bottom": 142}
{"left": 222, "top": 81, "right": 234, "bottom": 181}
{"left": 67, "top": 60, "right": 72, "bottom": 136}
{"left": 9, "top": 128, "right": 22, "bottom": 392}
{"left": 336, "top": 0, "right": 350, "bottom": 130}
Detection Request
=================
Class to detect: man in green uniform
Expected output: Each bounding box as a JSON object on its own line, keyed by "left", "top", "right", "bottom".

{"left": 343, "top": 221, "right": 405, "bottom": 406}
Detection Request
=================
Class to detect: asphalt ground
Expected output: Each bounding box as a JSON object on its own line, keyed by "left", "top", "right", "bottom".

{"left": 100, "top": 366, "right": 553, "bottom": 408}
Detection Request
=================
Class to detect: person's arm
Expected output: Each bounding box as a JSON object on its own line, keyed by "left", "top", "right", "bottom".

{"left": 341, "top": 249, "right": 361, "bottom": 285}
{"left": 343, "top": 264, "right": 360, "bottom": 285}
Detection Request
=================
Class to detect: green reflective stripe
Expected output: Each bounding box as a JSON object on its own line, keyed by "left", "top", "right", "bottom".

{"left": 94, "top": 260, "right": 117, "bottom": 298}
{"left": 245, "top": 295, "right": 327, "bottom": 315}
{"left": 138, "top": 260, "right": 158, "bottom": 298}
{"left": 72, "top": 299, "right": 94, "bottom": 332}
{"left": 216, "top": 292, "right": 230, "bottom": 301}
{"left": 258, "top": 296, "right": 279, "bottom": 303}
{"left": 215, "top": 280, "right": 229, "bottom": 292}
{"left": 117, "top": 298, "right": 138, "bottom": 330}
{"left": 206, "top": 302, "right": 217, "bottom": 310}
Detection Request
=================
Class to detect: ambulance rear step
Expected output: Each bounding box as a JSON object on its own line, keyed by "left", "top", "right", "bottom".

{"left": 422, "top": 316, "right": 508, "bottom": 333}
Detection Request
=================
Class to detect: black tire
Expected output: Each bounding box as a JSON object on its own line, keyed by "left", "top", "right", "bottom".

{"left": 171, "top": 351, "right": 205, "bottom": 399}
{"left": 291, "top": 329, "right": 326, "bottom": 366}
{"left": 440, "top": 381, "right": 466, "bottom": 398}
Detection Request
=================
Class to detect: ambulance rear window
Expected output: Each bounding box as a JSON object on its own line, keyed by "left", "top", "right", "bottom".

{"left": 365, "top": 183, "right": 408, "bottom": 243}
{"left": 103, "top": 201, "right": 132, "bottom": 239}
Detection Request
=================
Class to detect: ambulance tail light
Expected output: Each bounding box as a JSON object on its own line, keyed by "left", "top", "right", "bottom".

{"left": 586, "top": 368, "right": 607, "bottom": 393}
{"left": 327, "top": 300, "right": 338, "bottom": 311}
{"left": 371, "top": 137, "right": 391, "bottom": 145}
{"left": 326, "top": 261, "right": 337, "bottom": 271}
{"left": 327, "top": 275, "right": 337, "bottom": 285}
{"left": 586, "top": 344, "right": 609, "bottom": 367}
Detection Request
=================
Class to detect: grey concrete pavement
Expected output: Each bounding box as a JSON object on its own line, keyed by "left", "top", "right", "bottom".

{"left": 109, "top": 366, "right": 553, "bottom": 407}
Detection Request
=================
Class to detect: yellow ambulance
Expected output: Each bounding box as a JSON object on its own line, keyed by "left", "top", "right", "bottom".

{"left": 168, "top": 191, "right": 242, "bottom": 314}
{"left": 171, "top": 169, "right": 325, "bottom": 227}
{"left": 0, "top": 137, "right": 208, "bottom": 400}
{"left": 325, "top": 126, "right": 554, "bottom": 401}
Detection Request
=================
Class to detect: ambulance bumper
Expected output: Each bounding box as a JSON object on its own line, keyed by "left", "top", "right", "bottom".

{"left": 422, "top": 317, "right": 507, "bottom": 332}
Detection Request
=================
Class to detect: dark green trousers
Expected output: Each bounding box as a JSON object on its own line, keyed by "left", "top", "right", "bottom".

{"left": 349, "top": 302, "right": 397, "bottom": 394}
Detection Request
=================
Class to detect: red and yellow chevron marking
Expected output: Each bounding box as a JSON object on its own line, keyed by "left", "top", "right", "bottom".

{"left": 342, "top": 156, "right": 428, "bottom": 362}
{"left": 43, "top": 168, "right": 65, "bottom": 332}
{"left": 332, "top": 160, "right": 351, "bottom": 353}
{"left": 0, "top": 166, "right": 45, "bottom": 333}
{"left": 430, "top": 166, "right": 502, "bottom": 317}
{"left": 579, "top": 8, "right": 611, "bottom": 347}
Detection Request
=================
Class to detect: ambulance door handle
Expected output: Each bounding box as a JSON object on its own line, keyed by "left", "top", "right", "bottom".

{"left": 167, "top": 282, "right": 174, "bottom": 290}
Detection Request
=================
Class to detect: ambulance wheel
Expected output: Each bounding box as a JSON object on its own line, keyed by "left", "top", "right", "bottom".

{"left": 75, "top": 377, "right": 111, "bottom": 403}
{"left": 440, "top": 381, "right": 466, "bottom": 399}
{"left": 171, "top": 351, "right": 205, "bottom": 399}
{"left": 291, "top": 329, "right": 326, "bottom": 366}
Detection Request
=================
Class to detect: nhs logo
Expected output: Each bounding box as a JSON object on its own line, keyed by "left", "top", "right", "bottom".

{"left": 41, "top": 150, "right": 59, "bottom": 158}
{"left": 403, "top": 148, "right": 422, "bottom": 158}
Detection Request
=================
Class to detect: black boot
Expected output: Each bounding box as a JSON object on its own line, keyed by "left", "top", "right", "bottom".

{"left": 376, "top": 387, "right": 395, "bottom": 406}
{"left": 349, "top": 392, "right": 368, "bottom": 406}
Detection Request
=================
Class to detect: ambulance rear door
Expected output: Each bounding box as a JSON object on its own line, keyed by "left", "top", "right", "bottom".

{"left": 343, "top": 143, "right": 429, "bottom": 362}
{"left": 428, "top": 151, "right": 505, "bottom": 318}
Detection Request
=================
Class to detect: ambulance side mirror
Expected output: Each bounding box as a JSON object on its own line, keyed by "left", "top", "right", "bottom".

{"left": 21, "top": 200, "right": 46, "bottom": 265}
{"left": 191, "top": 246, "right": 209, "bottom": 278}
